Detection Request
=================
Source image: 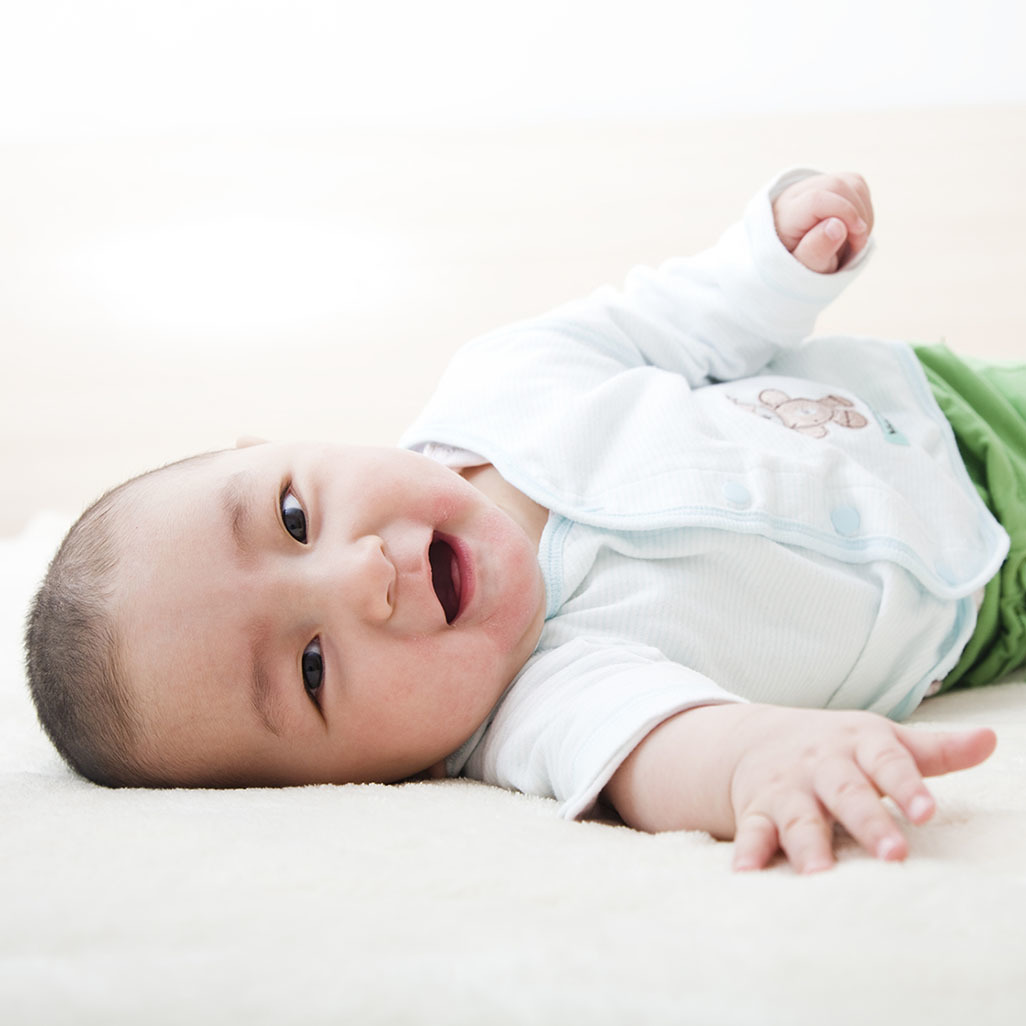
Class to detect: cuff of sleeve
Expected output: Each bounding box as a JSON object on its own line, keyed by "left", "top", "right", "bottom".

{"left": 555, "top": 665, "right": 745, "bottom": 821}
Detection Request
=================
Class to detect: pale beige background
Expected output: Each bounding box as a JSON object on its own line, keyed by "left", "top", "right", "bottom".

{"left": 3, "top": 106, "right": 1025, "bottom": 537}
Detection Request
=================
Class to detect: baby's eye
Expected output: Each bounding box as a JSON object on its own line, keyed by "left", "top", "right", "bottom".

{"left": 280, "top": 487, "right": 307, "bottom": 543}
{"left": 302, "top": 639, "right": 323, "bottom": 702}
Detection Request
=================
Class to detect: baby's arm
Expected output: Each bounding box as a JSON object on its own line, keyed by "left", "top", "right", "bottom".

{"left": 772, "top": 172, "right": 874, "bottom": 273}
{"left": 603, "top": 703, "right": 996, "bottom": 873}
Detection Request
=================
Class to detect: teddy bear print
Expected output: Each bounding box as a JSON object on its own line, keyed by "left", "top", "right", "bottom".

{"left": 735, "top": 389, "right": 869, "bottom": 439}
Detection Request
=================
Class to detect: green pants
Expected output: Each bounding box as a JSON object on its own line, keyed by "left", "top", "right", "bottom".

{"left": 915, "top": 344, "right": 1026, "bottom": 689}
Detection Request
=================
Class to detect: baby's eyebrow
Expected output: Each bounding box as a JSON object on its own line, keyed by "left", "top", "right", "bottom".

{"left": 221, "top": 471, "right": 255, "bottom": 565}
{"left": 219, "top": 472, "right": 288, "bottom": 737}
{"left": 248, "top": 639, "right": 286, "bottom": 739}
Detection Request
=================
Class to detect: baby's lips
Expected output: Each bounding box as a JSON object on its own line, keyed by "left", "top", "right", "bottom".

{"left": 436, "top": 532, "right": 475, "bottom": 623}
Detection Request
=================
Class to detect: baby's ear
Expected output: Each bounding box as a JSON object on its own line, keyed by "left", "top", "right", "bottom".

{"left": 234, "top": 435, "right": 268, "bottom": 450}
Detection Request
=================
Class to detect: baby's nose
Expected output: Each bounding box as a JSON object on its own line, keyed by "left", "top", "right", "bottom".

{"left": 341, "top": 535, "right": 395, "bottom": 623}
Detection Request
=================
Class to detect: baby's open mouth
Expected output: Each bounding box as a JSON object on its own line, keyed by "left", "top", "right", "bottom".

{"left": 429, "top": 535, "right": 462, "bottom": 624}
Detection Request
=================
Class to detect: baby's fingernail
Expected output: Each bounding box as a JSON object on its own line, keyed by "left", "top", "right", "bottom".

{"left": 876, "top": 837, "right": 902, "bottom": 861}
{"left": 824, "top": 218, "right": 846, "bottom": 241}
{"left": 909, "top": 795, "right": 933, "bottom": 822}
{"left": 802, "top": 859, "right": 833, "bottom": 874}
{"left": 854, "top": 218, "right": 868, "bottom": 234}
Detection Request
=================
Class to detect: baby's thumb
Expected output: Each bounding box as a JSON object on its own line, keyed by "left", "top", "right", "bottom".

{"left": 903, "top": 725, "right": 998, "bottom": 778}
{"left": 792, "top": 217, "right": 847, "bottom": 273}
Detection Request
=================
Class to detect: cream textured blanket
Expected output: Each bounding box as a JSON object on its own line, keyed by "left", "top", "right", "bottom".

{"left": 3, "top": 106, "right": 1026, "bottom": 1023}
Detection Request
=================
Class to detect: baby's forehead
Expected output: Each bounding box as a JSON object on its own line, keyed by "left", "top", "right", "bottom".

{"left": 133, "top": 444, "right": 278, "bottom": 500}
{"left": 104, "top": 450, "right": 245, "bottom": 577}
{"left": 124, "top": 440, "right": 325, "bottom": 532}
{"left": 138, "top": 447, "right": 235, "bottom": 491}
{"left": 113, "top": 451, "right": 259, "bottom": 653}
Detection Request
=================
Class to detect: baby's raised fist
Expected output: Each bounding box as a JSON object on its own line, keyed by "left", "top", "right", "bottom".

{"left": 773, "top": 173, "right": 874, "bottom": 273}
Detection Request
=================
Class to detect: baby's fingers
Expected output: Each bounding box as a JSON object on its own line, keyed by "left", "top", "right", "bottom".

{"left": 895, "top": 725, "right": 998, "bottom": 779}
{"left": 792, "top": 218, "right": 850, "bottom": 274}
{"left": 850, "top": 733, "right": 936, "bottom": 829}
{"left": 736, "top": 797, "right": 835, "bottom": 874}
{"left": 815, "top": 756, "right": 910, "bottom": 862}
{"left": 853, "top": 726, "right": 996, "bottom": 831}
{"left": 775, "top": 183, "right": 871, "bottom": 266}
{"left": 732, "top": 811, "right": 780, "bottom": 872}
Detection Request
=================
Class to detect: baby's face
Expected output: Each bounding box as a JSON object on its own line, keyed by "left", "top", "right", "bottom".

{"left": 114, "top": 442, "right": 546, "bottom": 786}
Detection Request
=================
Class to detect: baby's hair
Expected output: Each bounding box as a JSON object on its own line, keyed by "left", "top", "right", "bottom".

{"left": 24, "top": 452, "right": 220, "bottom": 787}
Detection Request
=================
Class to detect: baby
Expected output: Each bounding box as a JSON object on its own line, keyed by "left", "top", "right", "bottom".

{"left": 27, "top": 169, "right": 1020, "bottom": 875}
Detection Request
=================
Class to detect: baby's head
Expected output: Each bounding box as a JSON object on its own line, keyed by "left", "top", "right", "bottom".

{"left": 25, "top": 442, "right": 545, "bottom": 789}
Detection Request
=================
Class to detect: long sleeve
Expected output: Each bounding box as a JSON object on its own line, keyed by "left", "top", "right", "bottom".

{"left": 545, "top": 167, "right": 872, "bottom": 385}
{"left": 460, "top": 637, "right": 743, "bottom": 821}
{"left": 401, "top": 170, "right": 872, "bottom": 485}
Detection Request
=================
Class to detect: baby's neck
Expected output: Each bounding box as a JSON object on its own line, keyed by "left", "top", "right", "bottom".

{"left": 459, "top": 463, "right": 548, "bottom": 551}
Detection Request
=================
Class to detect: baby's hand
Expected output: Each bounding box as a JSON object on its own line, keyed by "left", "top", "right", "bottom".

{"left": 727, "top": 706, "right": 996, "bottom": 873}
{"left": 772, "top": 172, "right": 874, "bottom": 273}
{"left": 604, "top": 703, "right": 996, "bottom": 874}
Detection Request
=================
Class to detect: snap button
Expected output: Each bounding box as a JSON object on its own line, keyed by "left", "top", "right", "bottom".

{"left": 830, "top": 506, "right": 861, "bottom": 536}
{"left": 722, "top": 481, "right": 751, "bottom": 507}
